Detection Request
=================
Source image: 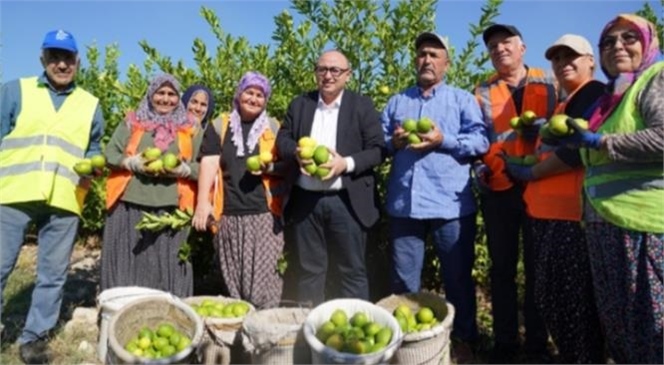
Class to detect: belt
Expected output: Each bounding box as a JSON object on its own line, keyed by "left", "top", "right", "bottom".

{"left": 295, "top": 186, "right": 344, "bottom": 196}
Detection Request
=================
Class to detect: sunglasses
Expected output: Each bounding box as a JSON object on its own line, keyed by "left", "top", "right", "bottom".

{"left": 599, "top": 31, "right": 640, "bottom": 50}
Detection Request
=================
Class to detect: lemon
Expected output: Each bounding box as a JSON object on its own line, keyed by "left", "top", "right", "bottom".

{"left": 407, "top": 133, "right": 421, "bottom": 144}
{"left": 157, "top": 323, "right": 175, "bottom": 338}
{"left": 350, "top": 312, "right": 369, "bottom": 328}
{"left": 375, "top": 327, "right": 392, "bottom": 345}
{"left": 299, "top": 146, "right": 315, "bottom": 160}
{"left": 402, "top": 119, "right": 417, "bottom": 133}
{"left": 416, "top": 307, "right": 435, "bottom": 324}
{"left": 548, "top": 114, "right": 571, "bottom": 136}
{"left": 325, "top": 333, "right": 344, "bottom": 351}
{"left": 417, "top": 117, "right": 433, "bottom": 133}
{"left": 298, "top": 136, "right": 317, "bottom": 148}
{"left": 521, "top": 110, "right": 537, "bottom": 125}
{"left": 313, "top": 145, "right": 330, "bottom": 165}
{"left": 246, "top": 156, "right": 261, "bottom": 172}
{"left": 90, "top": 155, "right": 106, "bottom": 169}
{"left": 330, "top": 309, "right": 348, "bottom": 327}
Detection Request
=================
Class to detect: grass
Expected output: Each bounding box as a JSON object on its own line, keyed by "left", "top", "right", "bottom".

{"left": 1, "top": 244, "right": 101, "bottom": 365}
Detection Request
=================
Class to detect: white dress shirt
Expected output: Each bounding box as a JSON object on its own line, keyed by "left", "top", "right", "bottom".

{"left": 297, "top": 91, "right": 356, "bottom": 191}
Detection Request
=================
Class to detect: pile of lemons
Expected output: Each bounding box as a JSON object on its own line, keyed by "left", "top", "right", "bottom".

{"left": 315, "top": 309, "right": 394, "bottom": 355}
{"left": 123, "top": 323, "right": 192, "bottom": 359}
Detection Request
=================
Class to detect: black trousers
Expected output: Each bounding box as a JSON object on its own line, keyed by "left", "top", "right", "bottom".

{"left": 480, "top": 186, "right": 548, "bottom": 352}
{"left": 285, "top": 187, "right": 369, "bottom": 306}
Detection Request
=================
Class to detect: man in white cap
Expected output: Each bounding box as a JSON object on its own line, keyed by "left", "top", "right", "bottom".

{"left": 0, "top": 30, "right": 104, "bottom": 364}
{"left": 473, "top": 23, "right": 557, "bottom": 363}
{"left": 504, "top": 33, "right": 606, "bottom": 363}
{"left": 381, "top": 31, "right": 489, "bottom": 363}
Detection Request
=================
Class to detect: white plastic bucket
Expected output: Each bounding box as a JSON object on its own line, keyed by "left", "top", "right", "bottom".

{"left": 303, "top": 298, "right": 403, "bottom": 365}
{"left": 97, "top": 286, "right": 173, "bottom": 362}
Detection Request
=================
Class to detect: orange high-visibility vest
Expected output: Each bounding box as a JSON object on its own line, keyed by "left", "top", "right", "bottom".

{"left": 106, "top": 114, "right": 198, "bottom": 211}
{"left": 475, "top": 68, "right": 557, "bottom": 191}
{"left": 208, "top": 113, "right": 285, "bottom": 220}
{"left": 522, "top": 83, "right": 589, "bottom": 221}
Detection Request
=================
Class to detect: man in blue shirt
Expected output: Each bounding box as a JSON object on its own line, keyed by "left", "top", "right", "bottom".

{"left": 0, "top": 30, "right": 104, "bottom": 364}
{"left": 381, "top": 32, "right": 488, "bottom": 363}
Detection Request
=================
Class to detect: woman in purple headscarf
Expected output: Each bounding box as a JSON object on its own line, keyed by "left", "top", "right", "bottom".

{"left": 192, "top": 71, "right": 289, "bottom": 308}
{"left": 101, "top": 74, "right": 204, "bottom": 298}
{"left": 558, "top": 14, "right": 663, "bottom": 364}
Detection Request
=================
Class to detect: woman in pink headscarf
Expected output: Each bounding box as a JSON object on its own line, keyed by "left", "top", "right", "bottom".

{"left": 192, "top": 71, "right": 290, "bottom": 308}
{"left": 558, "top": 14, "right": 663, "bottom": 364}
{"left": 101, "top": 74, "right": 203, "bottom": 298}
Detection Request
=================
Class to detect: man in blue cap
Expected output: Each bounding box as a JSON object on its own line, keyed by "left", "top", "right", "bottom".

{"left": 0, "top": 30, "right": 105, "bottom": 364}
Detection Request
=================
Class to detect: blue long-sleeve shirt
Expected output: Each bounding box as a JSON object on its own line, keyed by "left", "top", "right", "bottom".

{"left": 381, "top": 82, "right": 489, "bottom": 219}
{"left": 0, "top": 74, "right": 105, "bottom": 157}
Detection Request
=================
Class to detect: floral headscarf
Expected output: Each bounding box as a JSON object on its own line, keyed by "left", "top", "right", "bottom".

{"left": 228, "top": 71, "right": 272, "bottom": 157}
{"left": 182, "top": 84, "right": 215, "bottom": 128}
{"left": 131, "top": 74, "right": 193, "bottom": 151}
{"left": 589, "top": 14, "right": 662, "bottom": 131}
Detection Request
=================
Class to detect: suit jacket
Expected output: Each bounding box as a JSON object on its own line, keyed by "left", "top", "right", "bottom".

{"left": 276, "top": 90, "right": 386, "bottom": 228}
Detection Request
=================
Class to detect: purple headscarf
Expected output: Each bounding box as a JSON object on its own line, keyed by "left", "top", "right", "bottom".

{"left": 131, "top": 74, "right": 193, "bottom": 151}
{"left": 588, "top": 14, "right": 662, "bottom": 131}
{"left": 228, "top": 71, "right": 272, "bottom": 157}
{"left": 182, "top": 84, "right": 215, "bottom": 128}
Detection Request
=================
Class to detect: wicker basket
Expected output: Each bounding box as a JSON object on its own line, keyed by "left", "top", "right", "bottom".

{"left": 107, "top": 297, "right": 204, "bottom": 364}
{"left": 376, "top": 292, "right": 455, "bottom": 365}
{"left": 183, "top": 295, "right": 256, "bottom": 364}
{"left": 242, "top": 307, "right": 311, "bottom": 364}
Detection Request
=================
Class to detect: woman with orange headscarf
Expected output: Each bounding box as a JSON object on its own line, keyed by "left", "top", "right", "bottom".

{"left": 556, "top": 14, "right": 662, "bottom": 364}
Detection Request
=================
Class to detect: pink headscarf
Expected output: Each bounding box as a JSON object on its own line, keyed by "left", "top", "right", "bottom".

{"left": 588, "top": 14, "right": 661, "bottom": 131}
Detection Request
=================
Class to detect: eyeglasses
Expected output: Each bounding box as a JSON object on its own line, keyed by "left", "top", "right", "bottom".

{"left": 314, "top": 66, "right": 349, "bottom": 77}
{"left": 599, "top": 31, "right": 640, "bottom": 50}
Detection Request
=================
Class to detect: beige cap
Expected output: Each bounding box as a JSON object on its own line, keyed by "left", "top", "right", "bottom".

{"left": 415, "top": 32, "right": 449, "bottom": 50}
{"left": 545, "top": 34, "right": 594, "bottom": 60}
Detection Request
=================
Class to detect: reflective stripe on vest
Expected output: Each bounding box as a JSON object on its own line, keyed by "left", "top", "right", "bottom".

{"left": 105, "top": 113, "right": 198, "bottom": 211}
{"left": 582, "top": 62, "right": 664, "bottom": 233}
{"left": 475, "top": 68, "right": 557, "bottom": 191}
{"left": 209, "top": 113, "right": 284, "bottom": 218}
{"left": 0, "top": 77, "right": 97, "bottom": 215}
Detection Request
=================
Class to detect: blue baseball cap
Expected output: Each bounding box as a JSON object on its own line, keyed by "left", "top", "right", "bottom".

{"left": 42, "top": 30, "right": 78, "bottom": 53}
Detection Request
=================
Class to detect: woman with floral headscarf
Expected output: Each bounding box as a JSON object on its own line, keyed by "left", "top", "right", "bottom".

{"left": 101, "top": 74, "right": 203, "bottom": 297}
{"left": 192, "top": 71, "right": 289, "bottom": 308}
{"left": 183, "top": 84, "right": 215, "bottom": 129}
{"left": 557, "top": 14, "right": 663, "bottom": 364}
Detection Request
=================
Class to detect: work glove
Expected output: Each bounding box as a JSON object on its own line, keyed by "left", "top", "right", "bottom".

{"left": 520, "top": 118, "right": 546, "bottom": 141}
{"left": 166, "top": 162, "right": 192, "bottom": 178}
{"left": 559, "top": 118, "right": 603, "bottom": 149}
{"left": 504, "top": 162, "right": 535, "bottom": 182}
{"left": 121, "top": 155, "right": 146, "bottom": 173}
{"left": 472, "top": 163, "right": 492, "bottom": 194}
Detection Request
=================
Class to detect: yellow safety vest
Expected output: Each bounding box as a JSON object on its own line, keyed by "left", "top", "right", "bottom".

{"left": 581, "top": 62, "right": 664, "bottom": 233}
{"left": 0, "top": 77, "right": 98, "bottom": 215}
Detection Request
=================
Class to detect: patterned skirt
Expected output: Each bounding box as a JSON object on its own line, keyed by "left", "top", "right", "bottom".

{"left": 531, "top": 219, "right": 604, "bottom": 363}
{"left": 215, "top": 212, "right": 284, "bottom": 309}
{"left": 586, "top": 221, "right": 663, "bottom": 364}
{"left": 100, "top": 202, "right": 193, "bottom": 298}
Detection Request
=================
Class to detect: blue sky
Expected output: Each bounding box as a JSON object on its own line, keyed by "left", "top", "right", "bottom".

{"left": 1, "top": 0, "right": 660, "bottom": 83}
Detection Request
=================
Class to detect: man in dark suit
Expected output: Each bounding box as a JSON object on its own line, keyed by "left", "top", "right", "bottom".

{"left": 276, "top": 49, "right": 386, "bottom": 305}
